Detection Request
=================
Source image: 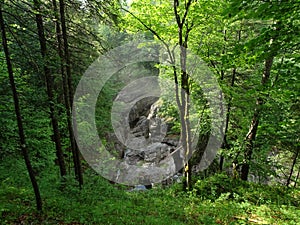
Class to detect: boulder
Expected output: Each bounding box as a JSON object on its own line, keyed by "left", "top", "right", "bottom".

{"left": 129, "top": 96, "right": 159, "bottom": 128}
{"left": 131, "top": 116, "right": 150, "bottom": 138}
{"left": 149, "top": 117, "right": 167, "bottom": 143}
{"left": 143, "top": 143, "right": 170, "bottom": 163}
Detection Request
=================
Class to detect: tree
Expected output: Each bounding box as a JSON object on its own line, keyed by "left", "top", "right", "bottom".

{"left": 33, "top": 0, "right": 67, "bottom": 177}
{"left": 287, "top": 147, "right": 300, "bottom": 187}
{"left": 55, "top": 0, "right": 83, "bottom": 186}
{"left": 0, "top": 3, "right": 42, "bottom": 211}
{"left": 122, "top": 0, "right": 227, "bottom": 189}
{"left": 227, "top": 0, "right": 300, "bottom": 181}
{"left": 241, "top": 56, "right": 274, "bottom": 180}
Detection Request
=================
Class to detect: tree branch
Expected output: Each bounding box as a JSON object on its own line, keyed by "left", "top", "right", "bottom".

{"left": 121, "top": 7, "right": 168, "bottom": 47}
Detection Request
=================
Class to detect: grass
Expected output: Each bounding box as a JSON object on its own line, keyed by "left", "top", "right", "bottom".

{"left": 0, "top": 158, "right": 299, "bottom": 224}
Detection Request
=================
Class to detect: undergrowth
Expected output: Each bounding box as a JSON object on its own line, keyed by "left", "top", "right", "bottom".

{"left": 1, "top": 158, "right": 299, "bottom": 225}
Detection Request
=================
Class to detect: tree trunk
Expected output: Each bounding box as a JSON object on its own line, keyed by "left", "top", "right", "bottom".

{"left": 180, "top": 51, "right": 192, "bottom": 191}
{"left": 286, "top": 147, "right": 299, "bottom": 187}
{"left": 219, "top": 29, "right": 239, "bottom": 171}
{"left": 33, "top": 0, "right": 66, "bottom": 177}
{"left": 219, "top": 66, "right": 236, "bottom": 171}
{"left": 294, "top": 165, "right": 300, "bottom": 188}
{"left": 241, "top": 57, "right": 273, "bottom": 181}
{"left": 0, "top": 5, "right": 42, "bottom": 211}
{"left": 58, "top": 0, "right": 83, "bottom": 186}
{"left": 174, "top": 0, "right": 193, "bottom": 190}
{"left": 52, "top": 0, "right": 71, "bottom": 172}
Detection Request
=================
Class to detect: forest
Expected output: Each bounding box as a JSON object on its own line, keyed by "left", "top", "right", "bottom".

{"left": 0, "top": 0, "right": 299, "bottom": 224}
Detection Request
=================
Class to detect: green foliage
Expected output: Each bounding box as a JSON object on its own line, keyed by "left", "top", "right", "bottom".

{"left": 192, "top": 174, "right": 299, "bottom": 207}
{"left": 1, "top": 163, "right": 300, "bottom": 224}
{"left": 1, "top": 0, "right": 300, "bottom": 224}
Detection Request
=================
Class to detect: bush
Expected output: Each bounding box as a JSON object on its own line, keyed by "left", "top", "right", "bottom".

{"left": 192, "top": 173, "right": 299, "bottom": 206}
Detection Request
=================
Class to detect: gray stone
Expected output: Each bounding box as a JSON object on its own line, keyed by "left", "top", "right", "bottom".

{"left": 125, "top": 136, "right": 148, "bottom": 150}
{"left": 143, "top": 143, "right": 170, "bottom": 163}
{"left": 132, "top": 185, "right": 147, "bottom": 191}
{"left": 128, "top": 97, "right": 159, "bottom": 128}
{"left": 131, "top": 116, "right": 150, "bottom": 138}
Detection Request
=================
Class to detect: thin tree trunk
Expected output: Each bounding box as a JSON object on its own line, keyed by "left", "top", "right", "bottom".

{"left": 286, "top": 148, "right": 299, "bottom": 187}
{"left": 52, "top": 0, "right": 71, "bottom": 172}
{"left": 219, "top": 31, "right": 227, "bottom": 155}
{"left": 58, "top": 0, "right": 83, "bottom": 186}
{"left": 180, "top": 50, "right": 192, "bottom": 191}
{"left": 174, "top": 0, "right": 193, "bottom": 190}
{"left": 219, "top": 30, "right": 239, "bottom": 171}
{"left": 294, "top": 165, "right": 300, "bottom": 188}
{"left": 0, "top": 5, "right": 42, "bottom": 211}
{"left": 33, "top": 0, "right": 66, "bottom": 177}
{"left": 241, "top": 57, "right": 273, "bottom": 181}
{"left": 219, "top": 68, "right": 235, "bottom": 171}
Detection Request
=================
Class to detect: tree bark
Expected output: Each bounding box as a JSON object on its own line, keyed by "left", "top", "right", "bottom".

{"left": 241, "top": 57, "right": 273, "bottom": 181}
{"left": 286, "top": 147, "right": 299, "bottom": 187}
{"left": 219, "top": 68, "right": 235, "bottom": 171}
{"left": 294, "top": 165, "right": 300, "bottom": 188}
{"left": 33, "top": 0, "right": 66, "bottom": 177}
{"left": 219, "top": 29, "right": 239, "bottom": 171}
{"left": 174, "top": 0, "right": 193, "bottom": 190}
{"left": 58, "top": 0, "right": 83, "bottom": 186}
{"left": 52, "top": 0, "right": 71, "bottom": 171}
{"left": 0, "top": 5, "right": 42, "bottom": 211}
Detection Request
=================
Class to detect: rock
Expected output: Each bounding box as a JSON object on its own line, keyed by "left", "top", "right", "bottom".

{"left": 106, "top": 88, "right": 185, "bottom": 186}
{"left": 115, "top": 157, "right": 177, "bottom": 185}
{"left": 124, "top": 148, "right": 144, "bottom": 165}
{"left": 147, "top": 100, "right": 161, "bottom": 120}
{"left": 132, "top": 185, "right": 147, "bottom": 191}
{"left": 128, "top": 96, "right": 159, "bottom": 128}
{"left": 125, "top": 136, "right": 148, "bottom": 150}
{"left": 173, "top": 173, "right": 183, "bottom": 183}
{"left": 149, "top": 117, "right": 167, "bottom": 143}
{"left": 143, "top": 143, "right": 170, "bottom": 163}
{"left": 131, "top": 116, "right": 150, "bottom": 138}
{"left": 162, "top": 136, "right": 180, "bottom": 148}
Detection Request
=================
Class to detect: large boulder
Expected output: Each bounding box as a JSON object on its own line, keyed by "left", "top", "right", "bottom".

{"left": 129, "top": 97, "right": 159, "bottom": 128}
{"left": 142, "top": 142, "right": 170, "bottom": 163}
{"left": 131, "top": 116, "right": 150, "bottom": 138}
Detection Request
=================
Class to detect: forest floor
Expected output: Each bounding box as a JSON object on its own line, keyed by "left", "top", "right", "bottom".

{"left": 1, "top": 157, "right": 299, "bottom": 225}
